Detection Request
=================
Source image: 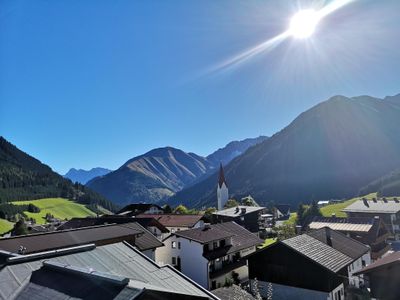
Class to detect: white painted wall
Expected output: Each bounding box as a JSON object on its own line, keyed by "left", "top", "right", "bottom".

{"left": 217, "top": 183, "right": 229, "bottom": 210}
{"left": 348, "top": 252, "right": 371, "bottom": 288}
{"left": 155, "top": 235, "right": 209, "bottom": 288}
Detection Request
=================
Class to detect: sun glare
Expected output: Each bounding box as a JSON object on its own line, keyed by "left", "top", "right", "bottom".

{"left": 289, "top": 9, "right": 321, "bottom": 39}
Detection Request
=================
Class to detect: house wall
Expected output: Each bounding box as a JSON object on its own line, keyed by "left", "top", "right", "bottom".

{"left": 155, "top": 235, "right": 209, "bottom": 289}
{"left": 217, "top": 183, "right": 229, "bottom": 210}
{"left": 367, "top": 265, "right": 400, "bottom": 300}
{"left": 143, "top": 206, "right": 165, "bottom": 214}
{"left": 348, "top": 252, "right": 371, "bottom": 288}
{"left": 142, "top": 249, "right": 156, "bottom": 260}
{"left": 211, "top": 264, "right": 249, "bottom": 290}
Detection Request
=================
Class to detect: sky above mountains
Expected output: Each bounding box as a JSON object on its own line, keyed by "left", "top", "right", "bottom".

{"left": 1, "top": 0, "right": 400, "bottom": 174}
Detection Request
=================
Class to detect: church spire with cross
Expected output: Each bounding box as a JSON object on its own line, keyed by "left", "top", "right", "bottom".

{"left": 217, "top": 163, "right": 229, "bottom": 210}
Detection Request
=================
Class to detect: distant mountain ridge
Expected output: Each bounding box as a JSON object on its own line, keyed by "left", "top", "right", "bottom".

{"left": 64, "top": 167, "right": 111, "bottom": 184}
{"left": 87, "top": 137, "right": 267, "bottom": 206}
{"left": 169, "top": 94, "right": 400, "bottom": 209}
{"left": 0, "top": 137, "right": 116, "bottom": 211}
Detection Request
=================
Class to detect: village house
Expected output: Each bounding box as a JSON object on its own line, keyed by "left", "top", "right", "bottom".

{"left": 117, "top": 203, "right": 165, "bottom": 216}
{"left": 309, "top": 216, "right": 391, "bottom": 260}
{"left": 136, "top": 213, "right": 204, "bottom": 235}
{"left": 0, "top": 222, "right": 164, "bottom": 260}
{"left": 212, "top": 206, "right": 267, "bottom": 233}
{"left": 275, "top": 204, "right": 291, "bottom": 220}
{"left": 342, "top": 198, "right": 400, "bottom": 240}
{"left": 156, "top": 221, "right": 263, "bottom": 290}
{"left": 248, "top": 227, "right": 371, "bottom": 300}
{"left": 354, "top": 251, "right": 400, "bottom": 300}
{"left": 0, "top": 241, "right": 219, "bottom": 300}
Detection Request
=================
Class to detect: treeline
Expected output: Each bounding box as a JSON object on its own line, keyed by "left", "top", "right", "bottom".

{"left": 0, "top": 203, "right": 40, "bottom": 220}
{"left": 0, "top": 137, "right": 117, "bottom": 212}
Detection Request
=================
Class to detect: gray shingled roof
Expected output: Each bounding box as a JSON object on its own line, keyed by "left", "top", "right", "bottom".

{"left": 212, "top": 206, "right": 265, "bottom": 217}
{"left": 342, "top": 200, "right": 400, "bottom": 214}
{"left": 282, "top": 234, "right": 353, "bottom": 273}
{"left": 0, "top": 242, "right": 218, "bottom": 300}
{"left": 307, "top": 227, "right": 370, "bottom": 260}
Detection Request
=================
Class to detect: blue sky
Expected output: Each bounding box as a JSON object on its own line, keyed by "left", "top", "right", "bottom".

{"left": 1, "top": 0, "right": 399, "bottom": 174}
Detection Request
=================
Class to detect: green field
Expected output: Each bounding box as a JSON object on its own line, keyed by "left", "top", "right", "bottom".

{"left": 0, "top": 218, "right": 14, "bottom": 235}
{"left": 284, "top": 212, "right": 297, "bottom": 225}
{"left": 260, "top": 238, "right": 277, "bottom": 248}
{"left": 320, "top": 193, "right": 378, "bottom": 217}
{"left": 11, "top": 198, "right": 96, "bottom": 224}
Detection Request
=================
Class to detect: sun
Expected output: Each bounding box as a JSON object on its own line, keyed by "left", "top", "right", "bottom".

{"left": 289, "top": 9, "right": 321, "bottom": 39}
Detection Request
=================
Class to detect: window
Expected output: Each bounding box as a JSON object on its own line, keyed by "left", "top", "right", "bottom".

{"left": 172, "top": 241, "right": 176, "bottom": 249}
{"left": 213, "top": 241, "right": 218, "bottom": 249}
{"left": 178, "top": 242, "right": 181, "bottom": 249}
{"left": 172, "top": 257, "right": 176, "bottom": 265}
{"left": 220, "top": 240, "right": 226, "bottom": 247}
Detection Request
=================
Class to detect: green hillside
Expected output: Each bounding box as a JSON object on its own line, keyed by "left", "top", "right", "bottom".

{"left": 0, "top": 218, "right": 14, "bottom": 235}
{"left": 11, "top": 198, "right": 96, "bottom": 224}
{"left": 320, "top": 193, "right": 378, "bottom": 217}
{"left": 0, "top": 137, "right": 117, "bottom": 212}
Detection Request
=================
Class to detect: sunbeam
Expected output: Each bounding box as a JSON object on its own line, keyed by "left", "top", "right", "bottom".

{"left": 208, "top": 0, "right": 357, "bottom": 74}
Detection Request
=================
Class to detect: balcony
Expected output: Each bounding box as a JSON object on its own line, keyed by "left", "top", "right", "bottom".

{"left": 209, "top": 259, "right": 247, "bottom": 279}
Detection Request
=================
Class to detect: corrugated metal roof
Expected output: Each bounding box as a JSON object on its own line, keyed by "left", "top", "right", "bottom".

{"left": 309, "top": 222, "right": 373, "bottom": 232}
{"left": 0, "top": 242, "right": 217, "bottom": 300}
{"left": 343, "top": 200, "right": 400, "bottom": 214}
{"left": 282, "top": 234, "right": 352, "bottom": 273}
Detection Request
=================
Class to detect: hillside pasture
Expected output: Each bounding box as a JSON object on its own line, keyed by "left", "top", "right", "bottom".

{"left": 11, "top": 198, "right": 96, "bottom": 224}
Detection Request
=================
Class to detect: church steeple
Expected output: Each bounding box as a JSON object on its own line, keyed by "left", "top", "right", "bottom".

{"left": 217, "top": 163, "right": 229, "bottom": 210}
{"left": 218, "top": 163, "right": 227, "bottom": 188}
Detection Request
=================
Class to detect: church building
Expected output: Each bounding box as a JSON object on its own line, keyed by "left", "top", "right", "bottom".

{"left": 217, "top": 163, "right": 229, "bottom": 210}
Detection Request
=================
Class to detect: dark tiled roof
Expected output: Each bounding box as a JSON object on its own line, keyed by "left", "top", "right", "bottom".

{"left": 175, "top": 222, "right": 263, "bottom": 259}
{"left": 0, "top": 242, "right": 218, "bottom": 300}
{"left": 136, "top": 214, "right": 203, "bottom": 227}
{"left": 0, "top": 222, "right": 162, "bottom": 254}
{"left": 117, "top": 203, "right": 164, "bottom": 215}
{"left": 175, "top": 226, "right": 234, "bottom": 244}
{"left": 57, "top": 216, "right": 169, "bottom": 233}
{"left": 354, "top": 251, "right": 400, "bottom": 275}
{"left": 307, "top": 227, "right": 370, "bottom": 260}
{"left": 282, "top": 234, "right": 352, "bottom": 273}
{"left": 276, "top": 204, "right": 290, "bottom": 215}
{"left": 212, "top": 285, "right": 255, "bottom": 300}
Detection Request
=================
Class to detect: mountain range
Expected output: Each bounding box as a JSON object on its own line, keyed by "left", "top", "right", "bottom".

{"left": 86, "top": 137, "right": 268, "bottom": 206}
{"left": 169, "top": 94, "right": 400, "bottom": 208}
{"left": 0, "top": 137, "right": 116, "bottom": 211}
{"left": 64, "top": 167, "right": 111, "bottom": 184}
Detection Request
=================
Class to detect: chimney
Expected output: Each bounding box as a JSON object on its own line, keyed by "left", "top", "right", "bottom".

{"left": 326, "top": 227, "right": 332, "bottom": 247}
{"left": 235, "top": 206, "right": 240, "bottom": 213}
{"left": 241, "top": 208, "right": 246, "bottom": 214}
{"left": 331, "top": 213, "right": 336, "bottom": 218}
{"left": 203, "top": 224, "right": 211, "bottom": 231}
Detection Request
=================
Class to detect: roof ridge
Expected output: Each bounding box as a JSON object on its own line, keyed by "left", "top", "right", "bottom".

{"left": 309, "top": 226, "right": 370, "bottom": 251}
{"left": 283, "top": 234, "right": 352, "bottom": 274}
